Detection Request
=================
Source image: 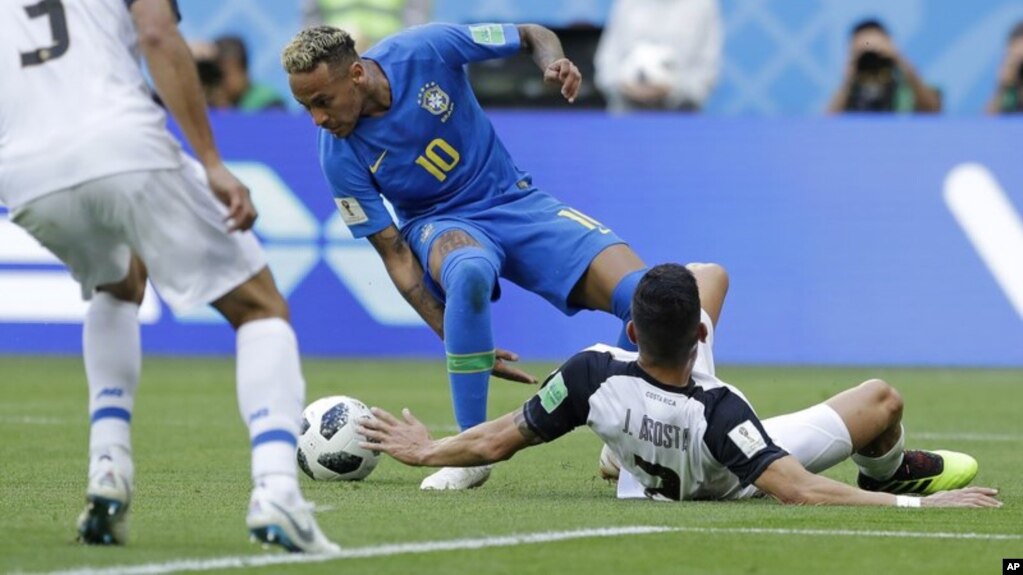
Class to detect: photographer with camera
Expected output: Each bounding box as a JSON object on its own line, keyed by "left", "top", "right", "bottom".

{"left": 827, "top": 19, "right": 941, "bottom": 114}
{"left": 189, "top": 37, "right": 285, "bottom": 112}
{"left": 986, "top": 21, "right": 1023, "bottom": 115}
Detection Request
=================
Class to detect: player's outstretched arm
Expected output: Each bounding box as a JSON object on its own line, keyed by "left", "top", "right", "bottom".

{"left": 755, "top": 455, "right": 1002, "bottom": 508}
{"left": 358, "top": 407, "right": 541, "bottom": 467}
{"left": 130, "top": 0, "right": 255, "bottom": 231}
{"left": 130, "top": 0, "right": 219, "bottom": 167}
{"left": 517, "top": 24, "right": 581, "bottom": 103}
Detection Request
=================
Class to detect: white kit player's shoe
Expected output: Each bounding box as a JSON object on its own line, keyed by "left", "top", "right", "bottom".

{"left": 419, "top": 465, "right": 493, "bottom": 490}
{"left": 247, "top": 488, "right": 340, "bottom": 554}
{"left": 76, "top": 456, "right": 132, "bottom": 545}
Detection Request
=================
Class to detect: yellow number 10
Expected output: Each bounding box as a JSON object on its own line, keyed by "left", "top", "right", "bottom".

{"left": 416, "top": 138, "right": 460, "bottom": 181}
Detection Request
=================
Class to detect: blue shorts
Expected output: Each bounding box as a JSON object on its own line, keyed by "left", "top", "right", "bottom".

{"left": 402, "top": 188, "right": 625, "bottom": 315}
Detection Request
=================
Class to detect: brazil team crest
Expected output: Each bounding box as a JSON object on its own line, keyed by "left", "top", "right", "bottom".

{"left": 418, "top": 81, "right": 454, "bottom": 122}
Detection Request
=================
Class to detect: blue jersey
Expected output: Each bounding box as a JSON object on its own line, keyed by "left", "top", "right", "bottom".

{"left": 320, "top": 23, "right": 529, "bottom": 238}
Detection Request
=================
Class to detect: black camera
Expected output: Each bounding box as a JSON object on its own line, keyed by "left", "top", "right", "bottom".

{"left": 195, "top": 57, "right": 223, "bottom": 89}
{"left": 1017, "top": 60, "right": 1023, "bottom": 82}
{"left": 856, "top": 51, "right": 895, "bottom": 74}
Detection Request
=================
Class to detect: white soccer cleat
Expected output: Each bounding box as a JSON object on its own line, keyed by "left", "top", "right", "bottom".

{"left": 419, "top": 465, "right": 493, "bottom": 490}
{"left": 246, "top": 488, "right": 340, "bottom": 554}
{"left": 76, "top": 456, "right": 132, "bottom": 545}
{"left": 598, "top": 444, "right": 621, "bottom": 481}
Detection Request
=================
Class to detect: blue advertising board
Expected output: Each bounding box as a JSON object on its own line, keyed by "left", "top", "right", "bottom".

{"left": 1, "top": 114, "right": 1021, "bottom": 366}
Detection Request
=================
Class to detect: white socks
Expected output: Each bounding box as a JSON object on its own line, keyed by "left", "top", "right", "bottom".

{"left": 236, "top": 318, "right": 305, "bottom": 491}
{"left": 852, "top": 424, "right": 905, "bottom": 481}
{"left": 84, "top": 293, "right": 140, "bottom": 482}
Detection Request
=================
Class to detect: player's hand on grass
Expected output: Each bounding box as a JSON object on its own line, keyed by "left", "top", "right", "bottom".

{"left": 921, "top": 487, "right": 1002, "bottom": 508}
{"left": 492, "top": 348, "right": 538, "bottom": 384}
{"left": 205, "top": 163, "right": 257, "bottom": 232}
{"left": 358, "top": 407, "right": 431, "bottom": 466}
{"left": 544, "top": 58, "right": 581, "bottom": 103}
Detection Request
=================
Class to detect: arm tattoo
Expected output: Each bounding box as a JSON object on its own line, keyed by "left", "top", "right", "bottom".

{"left": 513, "top": 410, "right": 543, "bottom": 446}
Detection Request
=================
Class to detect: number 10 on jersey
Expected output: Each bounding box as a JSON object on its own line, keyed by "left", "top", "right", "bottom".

{"left": 416, "top": 138, "right": 460, "bottom": 181}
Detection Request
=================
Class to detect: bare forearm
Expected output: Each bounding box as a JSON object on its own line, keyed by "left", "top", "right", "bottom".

{"left": 419, "top": 412, "right": 530, "bottom": 466}
{"left": 139, "top": 29, "right": 220, "bottom": 166}
{"left": 827, "top": 78, "right": 853, "bottom": 114}
{"left": 518, "top": 24, "right": 565, "bottom": 71}
{"left": 370, "top": 228, "right": 445, "bottom": 338}
{"left": 899, "top": 61, "right": 941, "bottom": 112}
{"left": 773, "top": 474, "right": 896, "bottom": 506}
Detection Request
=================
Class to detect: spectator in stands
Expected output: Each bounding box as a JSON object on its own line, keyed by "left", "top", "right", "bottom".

{"left": 303, "top": 0, "right": 431, "bottom": 52}
{"left": 190, "top": 40, "right": 230, "bottom": 108}
{"left": 594, "top": 0, "right": 722, "bottom": 113}
{"left": 986, "top": 21, "right": 1023, "bottom": 115}
{"left": 828, "top": 19, "right": 941, "bottom": 114}
{"left": 215, "top": 36, "right": 287, "bottom": 111}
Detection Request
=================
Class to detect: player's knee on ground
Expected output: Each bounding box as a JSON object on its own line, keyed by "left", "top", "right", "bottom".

{"left": 441, "top": 251, "right": 496, "bottom": 313}
{"left": 859, "top": 378, "right": 903, "bottom": 425}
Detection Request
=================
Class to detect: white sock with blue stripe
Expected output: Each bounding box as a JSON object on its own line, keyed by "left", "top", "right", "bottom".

{"left": 84, "top": 293, "right": 140, "bottom": 482}
{"left": 237, "top": 318, "right": 305, "bottom": 494}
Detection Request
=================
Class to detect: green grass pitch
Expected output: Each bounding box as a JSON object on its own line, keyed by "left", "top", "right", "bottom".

{"left": 1, "top": 357, "right": 1020, "bottom": 574}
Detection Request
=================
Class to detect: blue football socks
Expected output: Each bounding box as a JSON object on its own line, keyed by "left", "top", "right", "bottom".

{"left": 441, "top": 250, "right": 498, "bottom": 431}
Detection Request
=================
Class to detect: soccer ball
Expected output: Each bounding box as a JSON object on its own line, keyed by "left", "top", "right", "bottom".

{"left": 621, "top": 42, "right": 677, "bottom": 87}
{"left": 297, "top": 395, "right": 380, "bottom": 481}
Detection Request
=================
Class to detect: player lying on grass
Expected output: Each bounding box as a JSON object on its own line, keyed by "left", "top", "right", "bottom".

{"left": 283, "top": 22, "right": 653, "bottom": 491}
{"left": 359, "top": 263, "right": 1002, "bottom": 507}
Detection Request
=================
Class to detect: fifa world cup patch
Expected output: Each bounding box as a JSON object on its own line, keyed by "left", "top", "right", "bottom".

{"left": 727, "top": 420, "right": 768, "bottom": 458}
{"left": 335, "top": 197, "right": 368, "bottom": 225}
{"left": 469, "top": 24, "right": 505, "bottom": 45}
{"left": 538, "top": 372, "right": 568, "bottom": 413}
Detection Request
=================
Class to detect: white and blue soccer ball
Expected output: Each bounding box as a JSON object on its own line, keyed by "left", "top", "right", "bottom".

{"left": 621, "top": 42, "right": 678, "bottom": 87}
{"left": 297, "top": 395, "right": 380, "bottom": 481}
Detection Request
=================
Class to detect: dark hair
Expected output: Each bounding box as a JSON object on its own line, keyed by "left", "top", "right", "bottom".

{"left": 851, "top": 18, "right": 887, "bottom": 37}
{"left": 631, "top": 264, "right": 702, "bottom": 365}
{"left": 1010, "top": 21, "right": 1023, "bottom": 42}
{"left": 216, "top": 36, "right": 248, "bottom": 70}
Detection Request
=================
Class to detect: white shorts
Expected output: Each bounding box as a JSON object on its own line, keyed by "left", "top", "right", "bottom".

{"left": 762, "top": 403, "right": 853, "bottom": 474}
{"left": 11, "top": 160, "right": 266, "bottom": 312}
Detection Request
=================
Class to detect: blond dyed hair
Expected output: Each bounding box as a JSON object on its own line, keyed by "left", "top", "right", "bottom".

{"left": 281, "top": 26, "right": 358, "bottom": 74}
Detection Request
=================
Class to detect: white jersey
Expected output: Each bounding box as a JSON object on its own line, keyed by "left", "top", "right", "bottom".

{"left": 0, "top": 0, "right": 182, "bottom": 209}
{"left": 522, "top": 343, "right": 787, "bottom": 501}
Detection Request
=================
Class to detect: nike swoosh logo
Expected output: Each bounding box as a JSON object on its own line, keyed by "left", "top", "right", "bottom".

{"left": 268, "top": 500, "right": 316, "bottom": 544}
{"left": 369, "top": 150, "right": 387, "bottom": 174}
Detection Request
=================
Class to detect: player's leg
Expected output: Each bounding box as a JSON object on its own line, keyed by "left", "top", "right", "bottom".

{"left": 825, "top": 380, "right": 978, "bottom": 495}
{"left": 568, "top": 244, "right": 646, "bottom": 350}
{"left": 11, "top": 182, "right": 144, "bottom": 545}
{"left": 127, "top": 162, "right": 336, "bottom": 552}
{"left": 416, "top": 226, "right": 502, "bottom": 490}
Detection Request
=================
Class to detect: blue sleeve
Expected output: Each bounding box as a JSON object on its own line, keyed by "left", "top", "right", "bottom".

{"left": 319, "top": 136, "right": 393, "bottom": 238}
{"left": 415, "top": 23, "right": 522, "bottom": 67}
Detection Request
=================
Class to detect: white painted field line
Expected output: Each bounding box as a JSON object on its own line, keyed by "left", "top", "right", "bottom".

{"left": 671, "top": 526, "right": 1021, "bottom": 541}
{"left": 23, "top": 526, "right": 673, "bottom": 575}
{"left": 913, "top": 432, "right": 1021, "bottom": 443}
{"left": 0, "top": 415, "right": 66, "bottom": 425}
{"left": 22, "top": 525, "right": 1021, "bottom": 575}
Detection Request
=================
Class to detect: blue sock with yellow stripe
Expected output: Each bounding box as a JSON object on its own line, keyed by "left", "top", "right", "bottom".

{"left": 442, "top": 251, "right": 497, "bottom": 431}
